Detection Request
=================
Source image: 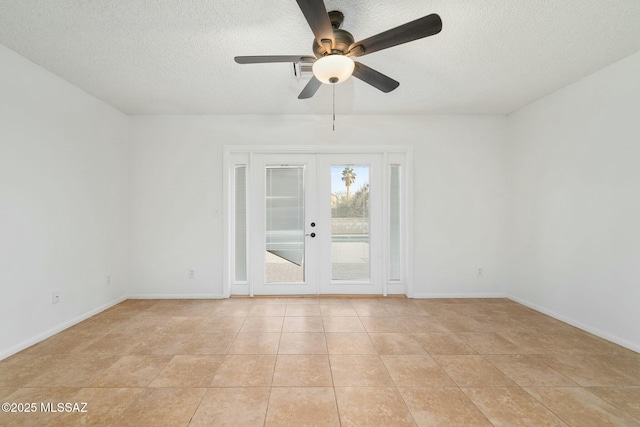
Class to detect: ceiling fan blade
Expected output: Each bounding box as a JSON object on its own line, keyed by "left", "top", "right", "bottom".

{"left": 298, "top": 76, "right": 323, "bottom": 99}
{"left": 352, "top": 62, "right": 399, "bottom": 93}
{"left": 347, "top": 14, "right": 442, "bottom": 57}
{"left": 235, "top": 55, "right": 316, "bottom": 64}
{"left": 295, "top": 0, "right": 335, "bottom": 52}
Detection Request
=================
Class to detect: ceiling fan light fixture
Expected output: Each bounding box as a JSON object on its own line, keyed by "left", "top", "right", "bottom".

{"left": 312, "top": 55, "right": 355, "bottom": 84}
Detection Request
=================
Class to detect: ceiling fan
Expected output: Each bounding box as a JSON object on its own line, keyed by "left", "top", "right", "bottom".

{"left": 234, "top": 0, "right": 442, "bottom": 99}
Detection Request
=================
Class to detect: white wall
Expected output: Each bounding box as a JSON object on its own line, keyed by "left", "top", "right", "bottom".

{"left": 507, "top": 51, "right": 640, "bottom": 351}
{"left": 0, "top": 44, "right": 129, "bottom": 359}
{"left": 128, "top": 115, "right": 509, "bottom": 298}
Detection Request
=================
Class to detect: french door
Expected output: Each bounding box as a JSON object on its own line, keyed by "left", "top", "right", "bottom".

{"left": 250, "top": 153, "right": 383, "bottom": 295}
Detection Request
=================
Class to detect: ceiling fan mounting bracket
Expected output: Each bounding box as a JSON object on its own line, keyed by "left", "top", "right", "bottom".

{"left": 328, "top": 11, "right": 344, "bottom": 29}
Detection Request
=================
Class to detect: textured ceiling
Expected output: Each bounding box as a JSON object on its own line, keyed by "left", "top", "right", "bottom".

{"left": 1, "top": 0, "right": 640, "bottom": 115}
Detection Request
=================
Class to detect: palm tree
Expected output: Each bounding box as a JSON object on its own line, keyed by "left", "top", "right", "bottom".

{"left": 341, "top": 167, "right": 356, "bottom": 200}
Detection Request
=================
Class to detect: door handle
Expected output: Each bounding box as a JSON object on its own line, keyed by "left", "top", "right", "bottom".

{"left": 305, "top": 232, "right": 316, "bottom": 238}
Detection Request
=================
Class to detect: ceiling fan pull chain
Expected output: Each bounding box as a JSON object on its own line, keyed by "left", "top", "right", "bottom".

{"left": 332, "top": 84, "right": 336, "bottom": 131}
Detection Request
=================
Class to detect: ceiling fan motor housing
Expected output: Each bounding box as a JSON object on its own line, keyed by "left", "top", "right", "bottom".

{"left": 313, "top": 28, "right": 354, "bottom": 57}
{"left": 312, "top": 11, "right": 354, "bottom": 58}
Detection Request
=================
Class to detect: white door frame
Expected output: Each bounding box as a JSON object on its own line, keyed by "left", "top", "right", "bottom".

{"left": 223, "top": 145, "right": 413, "bottom": 298}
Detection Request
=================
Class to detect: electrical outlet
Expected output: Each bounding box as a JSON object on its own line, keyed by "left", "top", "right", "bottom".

{"left": 106, "top": 274, "right": 111, "bottom": 286}
{"left": 477, "top": 268, "right": 483, "bottom": 278}
{"left": 52, "top": 291, "right": 60, "bottom": 304}
{"left": 188, "top": 269, "right": 195, "bottom": 279}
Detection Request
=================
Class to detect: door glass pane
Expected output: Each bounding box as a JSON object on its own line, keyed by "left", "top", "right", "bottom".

{"left": 389, "top": 165, "right": 401, "bottom": 281}
{"left": 235, "top": 165, "right": 247, "bottom": 282}
{"left": 265, "top": 166, "right": 305, "bottom": 283}
{"left": 331, "top": 166, "right": 370, "bottom": 281}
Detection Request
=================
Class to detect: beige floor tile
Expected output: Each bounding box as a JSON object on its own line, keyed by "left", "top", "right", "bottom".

{"left": 588, "top": 387, "right": 640, "bottom": 421}
{"left": 360, "top": 316, "right": 410, "bottom": 333}
{"left": 211, "top": 355, "right": 276, "bottom": 387}
{"left": 184, "top": 332, "right": 236, "bottom": 354}
{"left": 470, "top": 314, "right": 528, "bottom": 334}
{"left": 130, "top": 331, "right": 195, "bottom": 355}
{"left": 27, "top": 353, "right": 121, "bottom": 387}
{"left": 542, "top": 331, "right": 629, "bottom": 355}
{"left": 463, "top": 387, "right": 569, "bottom": 426}
{"left": 212, "top": 304, "right": 252, "bottom": 317}
{"left": 431, "top": 316, "right": 486, "bottom": 333}
{"left": 229, "top": 333, "right": 281, "bottom": 354}
{"left": 257, "top": 298, "right": 296, "bottom": 305}
{"left": 116, "top": 387, "right": 206, "bottom": 427}
{"left": 0, "top": 387, "right": 17, "bottom": 400}
{"left": 322, "top": 316, "right": 365, "bottom": 332}
{"left": 81, "top": 332, "right": 144, "bottom": 355}
{"left": 413, "top": 301, "right": 464, "bottom": 317}
{"left": 330, "top": 354, "right": 393, "bottom": 386}
{"left": 411, "top": 333, "right": 477, "bottom": 355}
{"left": 202, "top": 316, "right": 246, "bottom": 333}
{"left": 456, "top": 332, "right": 522, "bottom": 354}
{"left": 508, "top": 330, "right": 589, "bottom": 354}
{"left": 0, "top": 387, "right": 81, "bottom": 427}
{"left": 66, "top": 316, "right": 127, "bottom": 336}
{"left": 0, "top": 354, "right": 54, "bottom": 387}
{"left": 90, "top": 355, "right": 171, "bottom": 387}
{"left": 105, "top": 299, "right": 159, "bottom": 315}
{"left": 177, "top": 300, "right": 221, "bottom": 317}
{"left": 149, "top": 355, "right": 225, "bottom": 387}
{"left": 541, "top": 354, "right": 640, "bottom": 386}
{"left": 320, "top": 304, "right": 358, "bottom": 317}
{"left": 326, "top": 333, "right": 377, "bottom": 354}
{"left": 335, "top": 387, "right": 415, "bottom": 426}
{"left": 157, "top": 316, "right": 211, "bottom": 334}
{"left": 352, "top": 301, "right": 394, "bottom": 316}
{"left": 48, "top": 387, "right": 145, "bottom": 426}
{"left": 383, "top": 301, "right": 428, "bottom": 317}
{"left": 282, "top": 316, "right": 324, "bottom": 332}
{"left": 273, "top": 355, "right": 333, "bottom": 387}
{"left": 240, "top": 317, "right": 284, "bottom": 333}
{"left": 484, "top": 354, "right": 577, "bottom": 386}
{"left": 433, "top": 355, "right": 517, "bottom": 387}
{"left": 285, "top": 298, "right": 320, "bottom": 305}
{"left": 20, "top": 330, "right": 102, "bottom": 356}
{"left": 369, "top": 333, "right": 426, "bottom": 355}
{"left": 142, "top": 300, "right": 195, "bottom": 317}
{"left": 266, "top": 387, "right": 340, "bottom": 426}
{"left": 381, "top": 355, "right": 456, "bottom": 387}
{"left": 285, "top": 304, "right": 322, "bottom": 316}
{"left": 248, "top": 304, "right": 287, "bottom": 317}
{"left": 399, "top": 387, "right": 492, "bottom": 427}
{"left": 526, "top": 387, "right": 640, "bottom": 426}
{"left": 278, "top": 333, "right": 327, "bottom": 354}
{"left": 111, "top": 314, "right": 169, "bottom": 335}
{"left": 190, "top": 387, "right": 270, "bottom": 427}
{"left": 402, "top": 316, "right": 450, "bottom": 333}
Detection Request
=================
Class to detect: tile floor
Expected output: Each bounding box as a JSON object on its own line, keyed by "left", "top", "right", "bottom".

{"left": 1, "top": 297, "right": 639, "bottom": 426}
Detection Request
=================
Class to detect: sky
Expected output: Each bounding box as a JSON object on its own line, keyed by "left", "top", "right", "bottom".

{"left": 330, "top": 165, "right": 369, "bottom": 194}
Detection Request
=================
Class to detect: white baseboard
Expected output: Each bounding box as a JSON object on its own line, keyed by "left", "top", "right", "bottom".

{"left": 0, "top": 295, "right": 127, "bottom": 361}
{"left": 508, "top": 295, "right": 640, "bottom": 354}
{"left": 127, "top": 294, "right": 226, "bottom": 299}
{"left": 412, "top": 293, "right": 508, "bottom": 299}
